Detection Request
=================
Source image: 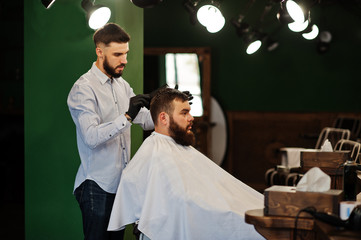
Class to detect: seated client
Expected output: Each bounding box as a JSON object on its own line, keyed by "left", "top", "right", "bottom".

{"left": 108, "top": 87, "right": 264, "bottom": 240}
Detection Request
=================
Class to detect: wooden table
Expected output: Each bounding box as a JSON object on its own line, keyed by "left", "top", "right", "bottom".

{"left": 245, "top": 209, "right": 315, "bottom": 240}
{"left": 245, "top": 209, "right": 361, "bottom": 240}
{"left": 314, "top": 220, "right": 361, "bottom": 240}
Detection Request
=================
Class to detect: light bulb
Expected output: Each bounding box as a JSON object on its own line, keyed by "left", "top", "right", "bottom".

{"left": 89, "top": 7, "right": 111, "bottom": 30}
{"left": 286, "top": 0, "right": 305, "bottom": 23}
{"left": 207, "top": 13, "right": 225, "bottom": 33}
{"left": 302, "top": 24, "right": 319, "bottom": 40}
{"left": 288, "top": 20, "right": 309, "bottom": 32}
{"left": 197, "top": 5, "right": 215, "bottom": 27}
{"left": 246, "top": 40, "right": 262, "bottom": 55}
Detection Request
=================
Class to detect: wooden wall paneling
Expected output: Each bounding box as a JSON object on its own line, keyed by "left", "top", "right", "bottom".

{"left": 224, "top": 112, "right": 361, "bottom": 193}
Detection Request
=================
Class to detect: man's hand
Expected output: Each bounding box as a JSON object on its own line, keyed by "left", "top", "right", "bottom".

{"left": 175, "top": 84, "right": 193, "bottom": 104}
{"left": 126, "top": 94, "right": 151, "bottom": 120}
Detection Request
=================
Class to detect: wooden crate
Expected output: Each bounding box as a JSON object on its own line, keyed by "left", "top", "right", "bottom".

{"left": 264, "top": 185, "right": 343, "bottom": 217}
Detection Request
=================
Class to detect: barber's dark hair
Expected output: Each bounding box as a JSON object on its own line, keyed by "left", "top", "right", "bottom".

{"left": 93, "top": 23, "right": 130, "bottom": 47}
{"left": 150, "top": 87, "right": 188, "bottom": 125}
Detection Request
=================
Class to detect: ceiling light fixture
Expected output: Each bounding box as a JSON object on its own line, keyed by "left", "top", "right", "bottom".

{"left": 285, "top": 0, "right": 305, "bottom": 23}
{"left": 196, "top": 2, "right": 225, "bottom": 33}
{"left": 264, "top": 36, "right": 279, "bottom": 52}
{"left": 81, "top": 0, "right": 111, "bottom": 30}
{"left": 278, "top": 0, "right": 312, "bottom": 25}
{"left": 183, "top": 0, "right": 225, "bottom": 33}
{"left": 276, "top": 3, "right": 294, "bottom": 24}
{"left": 244, "top": 2, "right": 274, "bottom": 55}
{"left": 246, "top": 39, "right": 262, "bottom": 55}
{"left": 231, "top": 19, "right": 264, "bottom": 55}
{"left": 183, "top": 0, "right": 198, "bottom": 25}
{"left": 41, "top": 0, "right": 56, "bottom": 9}
{"left": 317, "top": 30, "right": 332, "bottom": 54}
{"left": 231, "top": 15, "right": 250, "bottom": 38}
{"left": 244, "top": 31, "right": 265, "bottom": 55}
{"left": 232, "top": 1, "right": 276, "bottom": 55}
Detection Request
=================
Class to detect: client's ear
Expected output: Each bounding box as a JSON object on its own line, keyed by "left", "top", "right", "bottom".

{"left": 95, "top": 47, "right": 104, "bottom": 59}
{"left": 159, "top": 112, "right": 169, "bottom": 126}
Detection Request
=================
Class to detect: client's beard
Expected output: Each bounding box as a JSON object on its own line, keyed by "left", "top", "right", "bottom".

{"left": 169, "top": 117, "right": 195, "bottom": 146}
{"left": 103, "top": 56, "right": 125, "bottom": 78}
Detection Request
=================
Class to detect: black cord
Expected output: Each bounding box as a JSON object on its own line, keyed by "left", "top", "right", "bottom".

{"left": 293, "top": 207, "right": 316, "bottom": 240}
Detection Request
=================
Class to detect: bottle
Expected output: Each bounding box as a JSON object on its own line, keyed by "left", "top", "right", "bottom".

{"left": 343, "top": 160, "right": 357, "bottom": 201}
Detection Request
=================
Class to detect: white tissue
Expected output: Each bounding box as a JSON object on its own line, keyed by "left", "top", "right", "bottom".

{"left": 320, "top": 139, "right": 333, "bottom": 152}
{"left": 296, "top": 167, "right": 331, "bottom": 192}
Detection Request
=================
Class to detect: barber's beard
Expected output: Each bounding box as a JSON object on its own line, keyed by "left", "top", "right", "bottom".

{"left": 103, "top": 56, "right": 125, "bottom": 78}
{"left": 169, "top": 117, "right": 195, "bottom": 146}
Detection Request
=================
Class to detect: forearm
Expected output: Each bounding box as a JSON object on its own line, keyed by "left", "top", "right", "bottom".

{"left": 76, "top": 113, "right": 130, "bottom": 149}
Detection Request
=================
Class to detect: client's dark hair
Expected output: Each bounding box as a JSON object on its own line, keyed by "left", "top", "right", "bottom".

{"left": 93, "top": 23, "right": 130, "bottom": 47}
{"left": 150, "top": 88, "right": 188, "bottom": 125}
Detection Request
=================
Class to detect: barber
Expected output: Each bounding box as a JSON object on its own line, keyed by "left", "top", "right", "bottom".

{"left": 67, "top": 23, "right": 154, "bottom": 240}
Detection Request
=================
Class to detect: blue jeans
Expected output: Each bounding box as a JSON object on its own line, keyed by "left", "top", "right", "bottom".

{"left": 74, "top": 180, "right": 124, "bottom": 240}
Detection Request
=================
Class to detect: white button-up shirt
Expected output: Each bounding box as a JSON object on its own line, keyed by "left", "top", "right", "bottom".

{"left": 67, "top": 62, "right": 154, "bottom": 193}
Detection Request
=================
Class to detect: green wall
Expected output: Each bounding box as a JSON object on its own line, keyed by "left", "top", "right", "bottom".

{"left": 24, "top": 0, "right": 142, "bottom": 239}
{"left": 144, "top": 1, "right": 361, "bottom": 112}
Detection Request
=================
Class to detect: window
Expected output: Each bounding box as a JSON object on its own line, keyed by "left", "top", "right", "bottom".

{"left": 165, "top": 53, "right": 203, "bottom": 116}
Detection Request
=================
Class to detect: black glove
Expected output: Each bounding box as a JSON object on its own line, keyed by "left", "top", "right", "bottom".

{"left": 126, "top": 94, "right": 151, "bottom": 120}
{"left": 175, "top": 84, "right": 193, "bottom": 104}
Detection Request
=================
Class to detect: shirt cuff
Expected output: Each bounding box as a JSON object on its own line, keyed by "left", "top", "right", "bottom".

{"left": 114, "top": 114, "right": 131, "bottom": 130}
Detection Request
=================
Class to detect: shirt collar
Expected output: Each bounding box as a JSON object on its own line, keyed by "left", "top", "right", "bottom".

{"left": 91, "top": 62, "right": 111, "bottom": 84}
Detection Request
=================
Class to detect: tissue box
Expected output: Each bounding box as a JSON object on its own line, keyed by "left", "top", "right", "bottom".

{"left": 264, "top": 185, "right": 343, "bottom": 217}
{"left": 300, "top": 151, "right": 350, "bottom": 172}
{"left": 300, "top": 151, "right": 350, "bottom": 190}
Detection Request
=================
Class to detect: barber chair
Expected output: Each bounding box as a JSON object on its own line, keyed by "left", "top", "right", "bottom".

{"left": 334, "top": 139, "right": 361, "bottom": 163}
{"left": 333, "top": 116, "right": 361, "bottom": 142}
{"left": 265, "top": 127, "right": 351, "bottom": 187}
{"left": 315, "top": 127, "right": 351, "bottom": 150}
